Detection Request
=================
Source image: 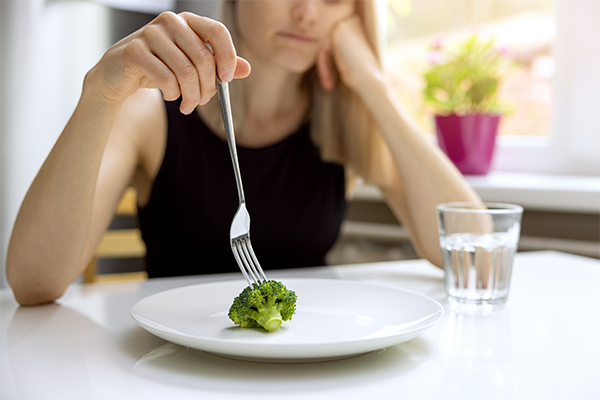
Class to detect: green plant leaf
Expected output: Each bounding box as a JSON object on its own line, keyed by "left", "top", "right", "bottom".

{"left": 421, "top": 33, "right": 514, "bottom": 115}
{"left": 466, "top": 77, "right": 497, "bottom": 106}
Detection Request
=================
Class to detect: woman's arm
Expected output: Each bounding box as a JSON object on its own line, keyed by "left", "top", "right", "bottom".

{"left": 322, "top": 17, "right": 480, "bottom": 267}
{"left": 6, "top": 12, "right": 250, "bottom": 305}
{"left": 371, "top": 95, "right": 480, "bottom": 267}
{"left": 6, "top": 79, "right": 148, "bottom": 305}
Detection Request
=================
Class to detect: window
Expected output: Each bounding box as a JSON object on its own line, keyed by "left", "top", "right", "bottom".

{"left": 384, "top": 0, "right": 600, "bottom": 175}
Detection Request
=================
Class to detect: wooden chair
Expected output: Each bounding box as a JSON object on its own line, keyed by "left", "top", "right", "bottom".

{"left": 83, "top": 187, "right": 148, "bottom": 283}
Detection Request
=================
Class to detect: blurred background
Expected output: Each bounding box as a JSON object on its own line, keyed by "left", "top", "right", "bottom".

{"left": 1, "top": 0, "right": 599, "bottom": 287}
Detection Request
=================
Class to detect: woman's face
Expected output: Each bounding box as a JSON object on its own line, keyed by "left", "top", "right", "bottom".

{"left": 235, "top": 0, "right": 356, "bottom": 73}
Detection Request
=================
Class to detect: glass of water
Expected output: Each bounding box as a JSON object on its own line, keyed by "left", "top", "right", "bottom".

{"left": 437, "top": 202, "right": 523, "bottom": 310}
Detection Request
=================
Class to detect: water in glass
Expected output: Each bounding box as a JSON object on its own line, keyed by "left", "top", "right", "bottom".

{"left": 441, "top": 232, "right": 517, "bottom": 306}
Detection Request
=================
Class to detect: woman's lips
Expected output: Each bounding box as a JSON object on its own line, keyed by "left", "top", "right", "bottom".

{"left": 278, "top": 32, "right": 317, "bottom": 43}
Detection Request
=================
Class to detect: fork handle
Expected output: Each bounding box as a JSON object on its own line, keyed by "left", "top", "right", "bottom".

{"left": 217, "top": 81, "right": 245, "bottom": 203}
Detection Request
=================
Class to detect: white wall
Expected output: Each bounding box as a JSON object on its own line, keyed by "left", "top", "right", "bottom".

{"left": 175, "top": 0, "right": 220, "bottom": 17}
{"left": 0, "top": 1, "right": 111, "bottom": 289}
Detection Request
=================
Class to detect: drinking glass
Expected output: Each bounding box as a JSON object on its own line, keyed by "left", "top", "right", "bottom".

{"left": 437, "top": 202, "right": 523, "bottom": 311}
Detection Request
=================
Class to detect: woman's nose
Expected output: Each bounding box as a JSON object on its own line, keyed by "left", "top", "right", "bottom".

{"left": 291, "top": 0, "right": 318, "bottom": 25}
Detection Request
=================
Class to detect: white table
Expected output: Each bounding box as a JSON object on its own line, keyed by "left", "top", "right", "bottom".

{"left": 1, "top": 251, "right": 599, "bottom": 399}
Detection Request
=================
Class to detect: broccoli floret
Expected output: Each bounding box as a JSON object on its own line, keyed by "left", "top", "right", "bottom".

{"left": 228, "top": 280, "right": 297, "bottom": 332}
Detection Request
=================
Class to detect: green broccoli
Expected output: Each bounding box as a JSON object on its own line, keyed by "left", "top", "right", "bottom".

{"left": 228, "top": 280, "right": 297, "bottom": 332}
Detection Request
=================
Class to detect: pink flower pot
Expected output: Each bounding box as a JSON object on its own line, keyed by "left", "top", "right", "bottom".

{"left": 434, "top": 113, "right": 500, "bottom": 175}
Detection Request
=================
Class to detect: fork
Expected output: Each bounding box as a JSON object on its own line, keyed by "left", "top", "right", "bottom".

{"left": 216, "top": 80, "right": 268, "bottom": 287}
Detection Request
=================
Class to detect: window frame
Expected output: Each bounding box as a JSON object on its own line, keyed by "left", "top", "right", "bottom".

{"left": 491, "top": 0, "right": 600, "bottom": 175}
{"left": 382, "top": 0, "right": 600, "bottom": 176}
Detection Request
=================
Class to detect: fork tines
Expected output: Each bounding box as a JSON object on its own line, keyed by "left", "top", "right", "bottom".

{"left": 232, "top": 237, "right": 268, "bottom": 287}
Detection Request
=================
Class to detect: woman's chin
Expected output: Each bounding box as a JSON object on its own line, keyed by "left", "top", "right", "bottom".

{"left": 273, "top": 52, "right": 318, "bottom": 75}
{"left": 284, "top": 62, "right": 316, "bottom": 76}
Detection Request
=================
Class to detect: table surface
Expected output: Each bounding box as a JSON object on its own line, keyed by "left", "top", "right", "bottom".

{"left": 1, "top": 251, "right": 599, "bottom": 400}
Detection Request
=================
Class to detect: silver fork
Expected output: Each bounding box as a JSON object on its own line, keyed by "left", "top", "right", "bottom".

{"left": 217, "top": 81, "right": 268, "bottom": 287}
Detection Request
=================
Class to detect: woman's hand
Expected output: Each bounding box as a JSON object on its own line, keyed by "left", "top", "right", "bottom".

{"left": 316, "top": 16, "right": 381, "bottom": 93}
{"left": 88, "top": 12, "right": 251, "bottom": 114}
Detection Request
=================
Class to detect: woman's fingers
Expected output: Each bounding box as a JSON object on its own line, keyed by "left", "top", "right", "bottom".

{"left": 316, "top": 42, "right": 335, "bottom": 91}
{"left": 143, "top": 24, "right": 204, "bottom": 113}
{"left": 181, "top": 13, "right": 237, "bottom": 83}
{"left": 99, "top": 12, "right": 251, "bottom": 111}
{"left": 149, "top": 12, "right": 251, "bottom": 113}
{"left": 121, "top": 37, "right": 181, "bottom": 101}
{"left": 326, "top": 16, "right": 379, "bottom": 92}
{"left": 316, "top": 15, "right": 363, "bottom": 92}
{"left": 168, "top": 14, "right": 218, "bottom": 108}
{"left": 233, "top": 57, "right": 252, "bottom": 80}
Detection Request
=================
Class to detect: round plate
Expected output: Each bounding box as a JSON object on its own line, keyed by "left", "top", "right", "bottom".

{"left": 130, "top": 278, "right": 444, "bottom": 362}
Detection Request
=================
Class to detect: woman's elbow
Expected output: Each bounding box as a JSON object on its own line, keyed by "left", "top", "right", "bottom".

{"left": 410, "top": 238, "right": 443, "bottom": 269}
{"left": 12, "top": 287, "right": 63, "bottom": 306}
{"left": 6, "top": 261, "right": 65, "bottom": 306}
{"left": 425, "top": 253, "right": 444, "bottom": 270}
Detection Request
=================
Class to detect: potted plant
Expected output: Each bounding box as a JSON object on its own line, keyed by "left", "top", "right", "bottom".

{"left": 423, "top": 34, "right": 513, "bottom": 175}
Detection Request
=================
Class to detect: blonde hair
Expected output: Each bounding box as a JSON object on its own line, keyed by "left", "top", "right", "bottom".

{"left": 203, "top": 0, "right": 393, "bottom": 193}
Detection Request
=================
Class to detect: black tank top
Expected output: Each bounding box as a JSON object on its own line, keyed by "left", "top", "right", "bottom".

{"left": 137, "top": 100, "right": 347, "bottom": 278}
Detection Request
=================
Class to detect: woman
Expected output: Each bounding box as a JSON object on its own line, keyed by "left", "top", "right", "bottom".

{"left": 6, "top": 0, "right": 479, "bottom": 305}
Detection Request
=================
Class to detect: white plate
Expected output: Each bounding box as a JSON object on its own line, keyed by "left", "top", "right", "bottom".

{"left": 130, "top": 278, "right": 444, "bottom": 363}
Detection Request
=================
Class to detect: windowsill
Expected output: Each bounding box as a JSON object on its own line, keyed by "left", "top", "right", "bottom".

{"left": 354, "top": 171, "right": 600, "bottom": 214}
